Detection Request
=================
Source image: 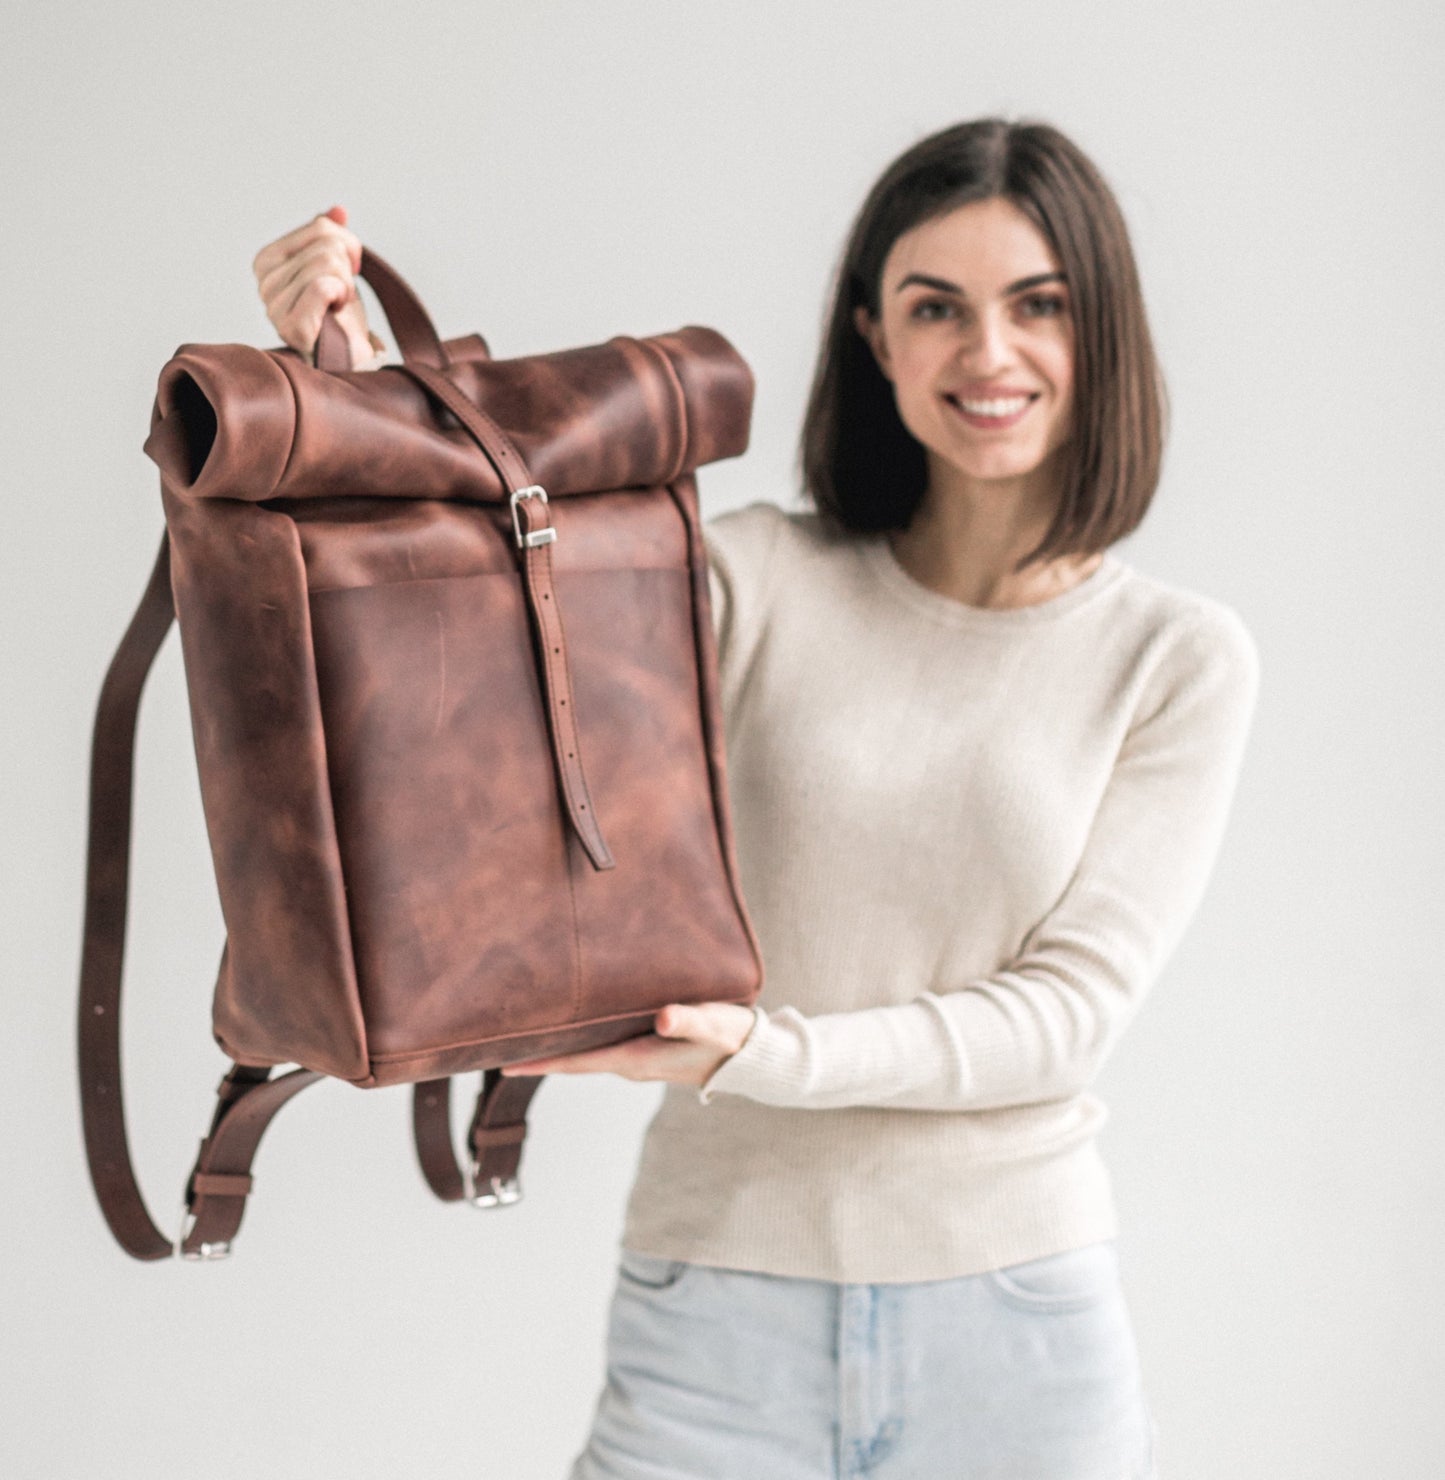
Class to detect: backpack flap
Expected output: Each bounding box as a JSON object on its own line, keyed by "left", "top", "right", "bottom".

{"left": 142, "top": 328, "right": 751, "bottom": 505}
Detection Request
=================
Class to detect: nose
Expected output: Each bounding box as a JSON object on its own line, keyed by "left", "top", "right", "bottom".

{"left": 956, "top": 304, "right": 1017, "bottom": 371}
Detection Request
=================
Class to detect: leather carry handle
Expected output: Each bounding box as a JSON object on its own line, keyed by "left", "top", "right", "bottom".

{"left": 77, "top": 531, "right": 544, "bottom": 1258}
{"left": 313, "top": 245, "right": 449, "bottom": 372}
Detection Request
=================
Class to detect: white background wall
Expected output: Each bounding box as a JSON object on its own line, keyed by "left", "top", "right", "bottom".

{"left": 2, "top": 2, "right": 1440, "bottom": 1476}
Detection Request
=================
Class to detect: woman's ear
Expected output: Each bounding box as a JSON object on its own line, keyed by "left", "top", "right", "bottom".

{"left": 853, "top": 304, "right": 893, "bottom": 382}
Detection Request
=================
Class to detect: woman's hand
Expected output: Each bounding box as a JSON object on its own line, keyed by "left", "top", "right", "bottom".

{"left": 501, "top": 1002, "right": 758, "bottom": 1088}
{"left": 251, "top": 204, "right": 378, "bottom": 367}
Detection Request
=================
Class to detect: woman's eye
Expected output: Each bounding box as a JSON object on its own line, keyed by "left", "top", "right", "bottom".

{"left": 909, "top": 298, "right": 957, "bottom": 322}
{"left": 1021, "top": 293, "right": 1067, "bottom": 319}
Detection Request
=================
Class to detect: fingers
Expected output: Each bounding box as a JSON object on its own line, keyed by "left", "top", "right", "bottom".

{"left": 496, "top": 1005, "right": 756, "bottom": 1085}
{"left": 503, "top": 1036, "right": 667, "bottom": 1078}
{"left": 252, "top": 209, "right": 370, "bottom": 358}
{"left": 655, "top": 1002, "right": 752, "bottom": 1050}
{"left": 277, "top": 265, "right": 355, "bottom": 355}
{"left": 260, "top": 236, "right": 353, "bottom": 323}
{"left": 655, "top": 1004, "right": 702, "bottom": 1038}
{"left": 251, "top": 206, "right": 360, "bottom": 283}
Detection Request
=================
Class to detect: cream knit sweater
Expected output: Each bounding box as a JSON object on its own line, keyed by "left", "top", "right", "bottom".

{"left": 620, "top": 499, "right": 1261, "bottom": 1283}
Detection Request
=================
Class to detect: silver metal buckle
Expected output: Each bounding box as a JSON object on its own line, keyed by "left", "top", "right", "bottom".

{"left": 509, "top": 484, "right": 556, "bottom": 549}
{"left": 462, "top": 1160, "right": 522, "bottom": 1209}
{"left": 173, "top": 1195, "right": 231, "bottom": 1261}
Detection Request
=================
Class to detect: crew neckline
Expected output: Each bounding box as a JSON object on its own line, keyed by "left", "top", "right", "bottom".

{"left": 859, "top": 532, "right": 1128, "bottom": 628}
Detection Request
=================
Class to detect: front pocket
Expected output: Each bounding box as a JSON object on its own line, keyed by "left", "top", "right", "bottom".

{"left": 310, "top": 571, "right": 577, "bottom": 1055}
{"left": 617, "top": 1248, "right": 692, "bottom": 1291}
{"left": 984, "top": 1241, "right": 1120, "bottom": 1313}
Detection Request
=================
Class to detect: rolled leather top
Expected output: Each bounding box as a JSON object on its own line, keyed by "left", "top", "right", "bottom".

{"left": 143, "top": 326, "right": 754, "bottom": 503}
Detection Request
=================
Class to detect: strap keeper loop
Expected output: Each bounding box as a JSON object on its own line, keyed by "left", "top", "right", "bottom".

{"left": 471, "top": 1123, "right": 527, "bottom": 1151}
{"left": 190, "top": 1171, "right": 255, "bottom": 1200}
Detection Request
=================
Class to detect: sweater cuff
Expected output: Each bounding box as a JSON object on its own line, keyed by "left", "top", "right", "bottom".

{"left": 697, "top": 1004, "right": 809, "bottom": 1105}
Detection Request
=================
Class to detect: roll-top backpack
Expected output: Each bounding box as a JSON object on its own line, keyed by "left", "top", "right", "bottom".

{"left": 79, "top": 248, "right": 764, "bottom": 1260}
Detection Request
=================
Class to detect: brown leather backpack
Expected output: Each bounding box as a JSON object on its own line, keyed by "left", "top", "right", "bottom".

{"left": 79, "top": 248, "right": 764, "bottom": 1260}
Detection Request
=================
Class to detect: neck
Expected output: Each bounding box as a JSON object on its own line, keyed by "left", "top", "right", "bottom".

{"left": 889, "top": 451, "right": 1102, "bottom": 611}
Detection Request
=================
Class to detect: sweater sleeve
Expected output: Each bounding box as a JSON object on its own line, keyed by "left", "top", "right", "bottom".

{"left": 698, "top": 602, "right": 1262, "bottom": 1111}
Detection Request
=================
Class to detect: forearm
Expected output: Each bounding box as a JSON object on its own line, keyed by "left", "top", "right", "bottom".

{"left": 699, "top": 997, "right": 970, "bottom": 1109}
{"left": 698, "top": 972, "right": 1122, "bottom": 1113}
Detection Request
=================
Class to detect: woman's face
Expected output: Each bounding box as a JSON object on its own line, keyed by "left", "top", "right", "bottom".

{"left": 854, "top": 196, "right": 1075, "bottom": 497}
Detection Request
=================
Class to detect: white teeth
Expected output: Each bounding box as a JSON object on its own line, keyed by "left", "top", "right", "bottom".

{"left": 955, "top": 395, "right": 1031, "bottom": 416}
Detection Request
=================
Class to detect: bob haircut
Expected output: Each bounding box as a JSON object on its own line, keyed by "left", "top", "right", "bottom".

{"left": 801, "top": 117, "right": 1166, "bottom": 572}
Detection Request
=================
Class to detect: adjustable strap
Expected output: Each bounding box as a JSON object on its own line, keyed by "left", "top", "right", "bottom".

{"left": 78, "top": 531, "right": 322, "bottom": 1259}
{"left": 513, "top": 492, "right": 614, "bottom": 869}
{"left": 174, "top": 1063, "right": 322, "bottom": 1258}
{"left": 394, "top": 361, "right": 615, "bottom": 871}
{"left": 412, "top": 1071, "right": 542, "bottom": 1207}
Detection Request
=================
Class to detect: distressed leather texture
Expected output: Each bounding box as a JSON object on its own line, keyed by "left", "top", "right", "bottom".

{"left": 78, "top": 248, "right": 762, "bottom": 1259}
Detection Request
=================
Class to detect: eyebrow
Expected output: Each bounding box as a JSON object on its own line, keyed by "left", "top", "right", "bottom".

{"left": 895, "top": 271, "right": 1067, "bottom": 296}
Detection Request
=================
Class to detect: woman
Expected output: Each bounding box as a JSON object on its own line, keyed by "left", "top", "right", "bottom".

{"left": 254, "top": 117, "right": 1258, "bottom": 1480}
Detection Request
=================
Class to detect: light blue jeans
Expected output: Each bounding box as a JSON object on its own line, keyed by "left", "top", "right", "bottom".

{"left": 569, "top": 1240, "right": 1159, "bottom": 1479}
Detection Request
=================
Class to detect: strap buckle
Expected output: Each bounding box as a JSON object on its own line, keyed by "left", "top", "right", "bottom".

{"left": 509, "top": 485, "right": 556, "bottom": 549}
{"left": 462, "top": 1160, "right": 522, "bottom": 1209}
{"left": 173, "top": 1194, "right": 231, "bottom": 1261}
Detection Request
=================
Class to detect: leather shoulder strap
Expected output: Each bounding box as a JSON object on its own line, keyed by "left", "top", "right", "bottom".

{"left": 78, "top": 531, "right": 321, "bottom": 1259}
{"left": 412, "top": 1070, "right": 542, "bottom": 1206}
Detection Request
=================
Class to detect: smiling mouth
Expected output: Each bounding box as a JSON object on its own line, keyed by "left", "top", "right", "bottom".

{"left": 943, "top": 392, "right": 1040, "bottom": 426}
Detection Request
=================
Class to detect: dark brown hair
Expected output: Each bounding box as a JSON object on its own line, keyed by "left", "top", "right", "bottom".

{"left": 800, "top": 117, "right": 1166, "bottom": 572}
